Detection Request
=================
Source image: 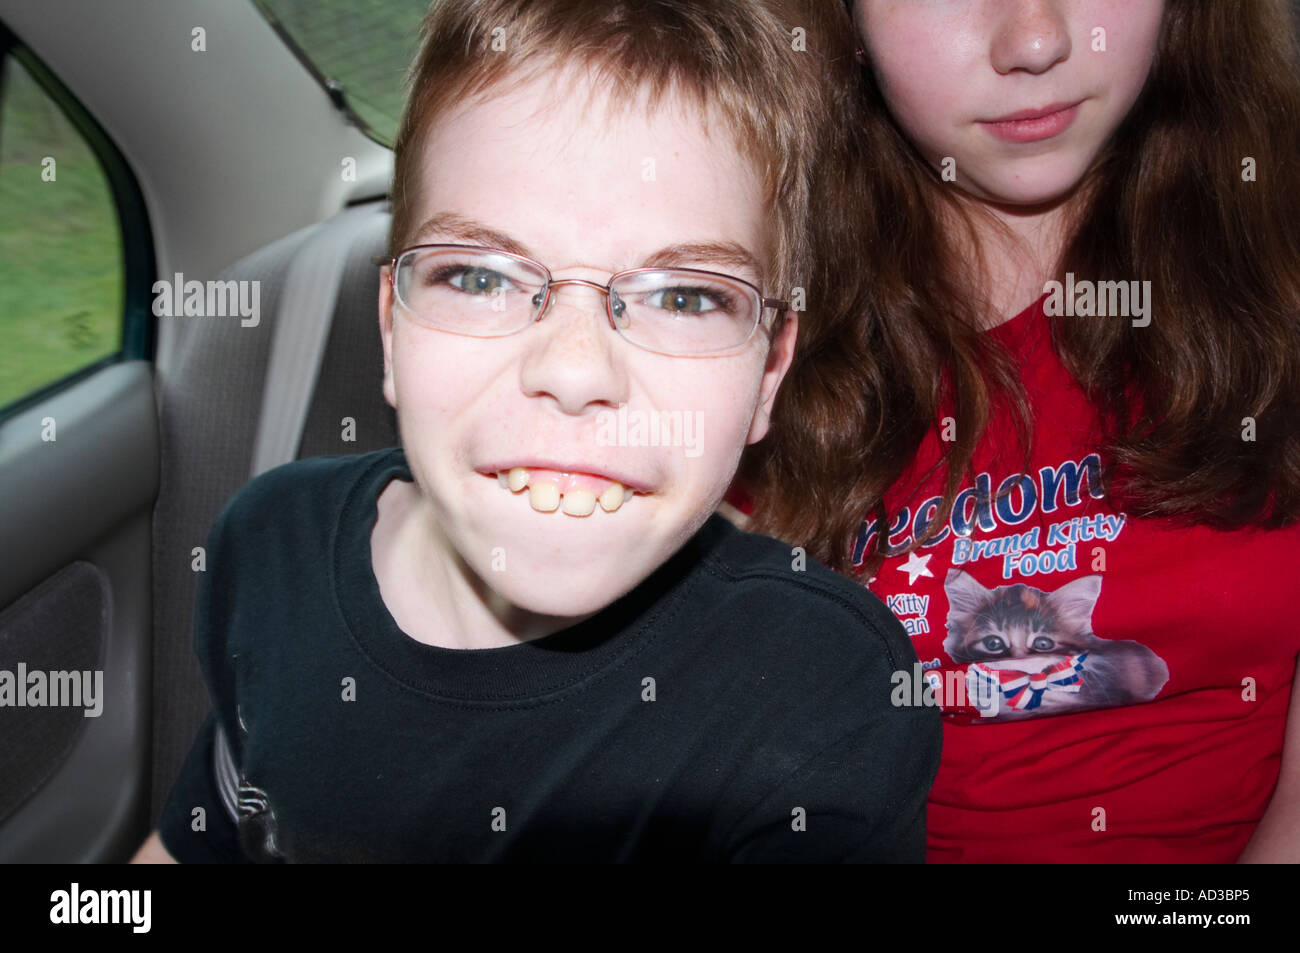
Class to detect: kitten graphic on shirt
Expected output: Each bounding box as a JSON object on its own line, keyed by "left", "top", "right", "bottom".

{"left": 943, "top": 571, "right": 1169, "bottom": 720}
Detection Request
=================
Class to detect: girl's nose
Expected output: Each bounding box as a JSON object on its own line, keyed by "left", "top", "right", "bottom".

{"left": 989, "top": 0, "right": 1072, "bottom": 76}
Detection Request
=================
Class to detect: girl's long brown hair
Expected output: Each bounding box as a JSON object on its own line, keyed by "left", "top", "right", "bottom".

{"left": 742, "top": 0, "right": 1300, "bottom": 577}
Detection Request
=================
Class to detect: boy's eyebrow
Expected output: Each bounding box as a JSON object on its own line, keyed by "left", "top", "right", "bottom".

{"left": 640, "top": 242, "right": 763, "bottom": 277}
{"left": 411, "top": 214, "right": 763, "bottom": 278}
{"left": 412, "top": 212, "right": 531, "bottom": 258}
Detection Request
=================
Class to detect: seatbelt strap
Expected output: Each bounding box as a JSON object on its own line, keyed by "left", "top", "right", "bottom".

{"left": 249, "top": 203, "right": 388, "bottom": 478}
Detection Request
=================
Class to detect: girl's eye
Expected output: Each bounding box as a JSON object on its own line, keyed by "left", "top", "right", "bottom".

{"left": 1030, "top": 636, "right": 1056, "bottom": 652}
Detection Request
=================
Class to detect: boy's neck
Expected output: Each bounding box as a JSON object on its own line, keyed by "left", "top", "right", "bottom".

{"left": 371, "top": 477, "right": 596, "bottom": 650}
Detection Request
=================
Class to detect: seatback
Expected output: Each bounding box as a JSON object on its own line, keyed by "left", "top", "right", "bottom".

{"left": 148, "top": 200, "right": 398, "bottom": 820}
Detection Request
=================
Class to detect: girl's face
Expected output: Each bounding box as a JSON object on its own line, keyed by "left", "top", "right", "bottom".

{"left": 855, "top": 0, "right": 1165, "bottom": 206}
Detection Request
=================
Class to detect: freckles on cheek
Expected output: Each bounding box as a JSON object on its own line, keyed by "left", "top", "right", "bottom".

{"left": 868, "top": 46, "right": 955, "bottom": 144}
{"left": 1112, "top": 9, "right": 1165, "bottom": 88}
{"left": 393, "top": 339, "right": 485, "bottom": 419}
{"left": 692, "top": 362, "right": 765, "bottom": 444}
{"left": 866, "top": 8, "right": 940, "bottom": 80}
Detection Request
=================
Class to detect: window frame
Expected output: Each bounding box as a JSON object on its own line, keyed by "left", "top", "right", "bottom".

{"left": 0, "top": 18, "right": 156, "bottom": 423}
{"left": 250, "top": 0, "right": 401, "bottom": 149}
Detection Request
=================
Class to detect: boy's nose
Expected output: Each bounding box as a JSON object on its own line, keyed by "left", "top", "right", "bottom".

{"left": 517, "top": 284, "right": 630, "bottom": 416}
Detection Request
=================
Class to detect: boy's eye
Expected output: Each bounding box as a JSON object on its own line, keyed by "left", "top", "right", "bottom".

{"left": 444, "top": 266, "right": 513, "bottom": 295}
{"left": 643, "top": 286, "right": 733, "bottom": 315}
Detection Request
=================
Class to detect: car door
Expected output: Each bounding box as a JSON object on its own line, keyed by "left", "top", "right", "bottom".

{"left": 0, "top": 0, "right": 398, "bottom": 863}
{"left": 0, "top": 16, "right": 157, "bottom": 862}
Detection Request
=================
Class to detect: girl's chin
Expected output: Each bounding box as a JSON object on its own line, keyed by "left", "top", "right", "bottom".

{"left": 975, "top": 164, "right": 1095, "bottom": 209}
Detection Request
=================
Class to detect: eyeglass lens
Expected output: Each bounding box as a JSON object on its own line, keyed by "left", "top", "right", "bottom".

{"left": 394, "top": 247, "right": 760, "bottom": 354}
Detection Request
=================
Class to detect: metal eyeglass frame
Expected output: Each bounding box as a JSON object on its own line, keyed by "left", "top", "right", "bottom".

{"left": 376, "top": 243, "right": 790, "bottom": 357}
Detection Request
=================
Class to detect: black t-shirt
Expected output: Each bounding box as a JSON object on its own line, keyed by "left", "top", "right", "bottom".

{"left": 159, "top": 447, "right": 939, "bottom": 862}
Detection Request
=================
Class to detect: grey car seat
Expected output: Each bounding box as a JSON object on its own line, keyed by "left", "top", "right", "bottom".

{"left": 148, "top": 199, "right": 398, "bottom": 822}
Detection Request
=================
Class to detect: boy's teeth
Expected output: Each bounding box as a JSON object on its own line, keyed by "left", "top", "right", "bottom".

{"left": 498, "top": 468, "right": 631, "bottom": 515}
{"left": 528, "top": 481, "right": 560, "bottom": 512}
{"left": 598, "top": 483, "right": 625, "bottom": 512}
{"left": 561, "top": 489, "right": 597, "bottom": 516}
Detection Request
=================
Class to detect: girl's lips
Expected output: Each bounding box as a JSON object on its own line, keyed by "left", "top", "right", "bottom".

{"left": 980, "top": 102, "right": 1081, "bottom": 143}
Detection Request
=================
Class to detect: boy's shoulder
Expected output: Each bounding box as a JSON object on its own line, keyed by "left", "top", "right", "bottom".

{"left": 689, "top": 515, "right": 914, "bottom": 675}
{"left": 213, "top": 447, "right": 403, "bottom": 535}
{"left": 240, "top": 446, "right": 401, "bottom": 505}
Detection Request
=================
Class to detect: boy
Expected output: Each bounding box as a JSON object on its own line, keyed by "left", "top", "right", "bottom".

{"left": 134, "top": 0, "right": 938, "bottom": 863}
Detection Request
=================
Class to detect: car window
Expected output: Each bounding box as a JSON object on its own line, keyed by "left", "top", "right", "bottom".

{"left": 254, "top": 0, "right": 429, "bottom": 147}
{"left": 0, "top": 51, "right": 124, "bottom": 410}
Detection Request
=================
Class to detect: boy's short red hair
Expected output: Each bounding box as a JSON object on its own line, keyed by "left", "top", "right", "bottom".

{"left": 389, "top": 0, "right": 857, "bottom": 316}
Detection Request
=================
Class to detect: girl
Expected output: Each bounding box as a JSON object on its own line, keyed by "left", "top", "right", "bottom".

{"left": 738, "top": 0, "right": 1300, "bottom": 862}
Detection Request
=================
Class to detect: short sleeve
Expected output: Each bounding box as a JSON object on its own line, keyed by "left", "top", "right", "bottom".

{"left": 722, "top": 703, "right": 940, "bottom": 863}
{"left": 157, "top": 712, "right": 249, "bottom": 863}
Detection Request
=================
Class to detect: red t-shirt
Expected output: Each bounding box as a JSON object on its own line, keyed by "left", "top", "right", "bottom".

{"left": 863, "top": 293, "right": 1300, "bottom": 858}
{"left": 734, "top": 293, "right": 1300, "bottom": 862}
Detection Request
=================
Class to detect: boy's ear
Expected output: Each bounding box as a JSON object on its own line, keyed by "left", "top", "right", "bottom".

{"left": 378, "top": 264, "right": 397, "bottom": 409}
{"left": 745, "top": 311, "right": 797, "bottom": 445}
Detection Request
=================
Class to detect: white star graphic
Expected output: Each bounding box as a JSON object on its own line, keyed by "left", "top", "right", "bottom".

{"left": 896, "top": 551, "right": 933, "bottom": 586}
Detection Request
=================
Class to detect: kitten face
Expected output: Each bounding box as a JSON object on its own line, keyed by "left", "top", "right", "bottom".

{"left": 944, "top": 571, "right": 1101, "bottom": 665}
{"left": 941, "top": 570, "right": 1170, "bottom": 718}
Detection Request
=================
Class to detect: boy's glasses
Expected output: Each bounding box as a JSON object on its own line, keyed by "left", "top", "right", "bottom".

{"left": 380, "top": 244, "right": 788, "bottom": 357}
